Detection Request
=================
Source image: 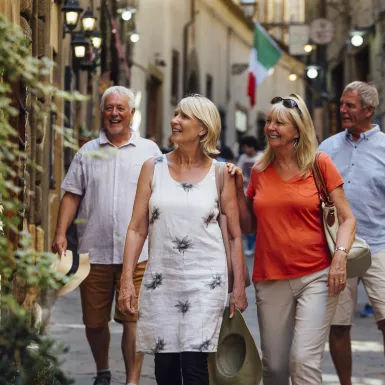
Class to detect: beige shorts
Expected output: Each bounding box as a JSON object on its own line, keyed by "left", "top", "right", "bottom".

{"left": 332, "top": 249, "right": 385, "bottom": 326}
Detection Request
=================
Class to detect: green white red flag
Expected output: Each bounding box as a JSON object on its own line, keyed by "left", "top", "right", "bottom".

{"left": 248, "top": 22, "right": 283, "bottom": 106}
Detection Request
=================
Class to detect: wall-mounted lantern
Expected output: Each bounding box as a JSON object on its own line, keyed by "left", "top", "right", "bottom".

{"left": 62, "top": 2, "right": 102, "bottom": 72}
{"left": 62, "top": 0, "right": 83, "bottom": 31}
{"left": 349, "top": 25, "right": 375, "bottom": 48}
{"left": 307, "top": 66, "right": 319, "bottom": 79}
{"left": 350, "top": 32, "right": 364, "bottom": 47}
{"left": 129, "top": 29, "right": 140, "bottom": 43}
{"left": 81, "top": 7, "right": 97, "bottom": 34}
{"left": 91, "top": 29, "right": 102, "bottom": 50}
{"left": 118, "top": 7, "right": 137, "bottom": 21}
{"left": 71, "top": 31, "right": 89, "bottom": 58}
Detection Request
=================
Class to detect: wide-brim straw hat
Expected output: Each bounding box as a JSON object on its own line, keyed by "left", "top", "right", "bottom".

{"left": 52, "top": 250, "right": 90, "bottom": 297}
{"left": 209, "top": 307, "right": 263, "bottom": 385}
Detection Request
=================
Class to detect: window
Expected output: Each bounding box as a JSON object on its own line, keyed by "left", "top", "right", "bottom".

{"left": 205, "top": 74, "right": 213, "bottom": 100}
{"left": 171, "top": 50, "right": 180, "bottom": 104}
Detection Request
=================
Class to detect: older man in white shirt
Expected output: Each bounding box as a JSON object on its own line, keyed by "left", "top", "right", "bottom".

{"left": 52, "top": 86, "right": 161, "bottom": 385}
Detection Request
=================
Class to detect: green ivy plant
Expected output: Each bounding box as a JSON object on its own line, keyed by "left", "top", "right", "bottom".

{"left": 0, "top": 13, "right": 86, "bottom": 385}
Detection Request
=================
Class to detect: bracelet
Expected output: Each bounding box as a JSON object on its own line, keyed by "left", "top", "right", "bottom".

{"left": 335, "top": 246, "right": 348, "bottom": 254}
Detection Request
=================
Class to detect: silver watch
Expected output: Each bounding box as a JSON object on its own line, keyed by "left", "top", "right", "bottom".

{"left": 335, "top": 246, "right": 348, "bottom": 254}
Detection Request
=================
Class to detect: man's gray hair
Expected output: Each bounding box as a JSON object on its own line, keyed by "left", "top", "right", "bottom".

{"left": 100, "top": 86, "right": 135, "bottom": 111}
{"left": 343, "top": 81, "right": 379, "bottom": 109}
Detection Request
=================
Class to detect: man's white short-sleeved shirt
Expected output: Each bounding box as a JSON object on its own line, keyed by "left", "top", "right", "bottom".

{"left": 62, "top": 130, "right": 162, "bottom": 264}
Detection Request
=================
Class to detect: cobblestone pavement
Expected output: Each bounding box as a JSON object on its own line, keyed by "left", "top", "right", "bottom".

{"left": 49, "top": 256, "right": 385, "bottom": 385}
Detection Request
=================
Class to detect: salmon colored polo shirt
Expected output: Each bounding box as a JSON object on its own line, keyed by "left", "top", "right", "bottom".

{"left": 246, "top": 152, "right": 344, "bottom": 282}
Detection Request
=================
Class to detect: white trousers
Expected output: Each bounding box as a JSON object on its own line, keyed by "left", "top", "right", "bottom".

{"left": 255, "top": 267, "right": 338, "bottom": 385}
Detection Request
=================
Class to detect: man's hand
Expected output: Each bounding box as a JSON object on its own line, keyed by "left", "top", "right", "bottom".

{"left": 229, "top": 284, "right": 248, "bottom": 318}
{"left": 52, "top": 233, "right": 67, "bottom": 255}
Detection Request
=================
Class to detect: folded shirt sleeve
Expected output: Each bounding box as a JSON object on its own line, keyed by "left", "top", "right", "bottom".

{"left": 61, "top": 151, "right": 85, "bottom": 196}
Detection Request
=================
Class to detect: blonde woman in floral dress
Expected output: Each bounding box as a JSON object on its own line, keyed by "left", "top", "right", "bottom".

{"left": 118, "top": 94, "right": 247, "bottom": 385}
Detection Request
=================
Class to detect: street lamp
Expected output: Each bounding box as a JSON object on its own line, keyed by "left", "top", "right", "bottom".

{"left": 130, "top": 30, "right": 140, "bottom": 43}
{"left": 307, "top": 66, "right": 319, "bottom": 79}
{"left": 90, "top": 29, "right": 102, "bottom": 50}
{"left": 61, "top": 0, "right": 83, "bottom": 31}
{"left": 82, "top": 8, "right": 97, "bottom": 34}
{"left": 71, "top": 31, "right": 89, "bottom": 58}
{"left": 304, "top": 44, "right": 313, "bottom": 53}
{"left": 118, "top": 7, "right": 136, "bottom": 21}
{"left": 289, "top": 73, "right": 297, "bottom": 81}
{"left": 349, "top": 25, "right": 375, "bottom": 48}
{"left": 122, "top": 9, "right": 132, "bottom": 21}
{"left": 351, "top": 34, "right": 364, "bottom": 47}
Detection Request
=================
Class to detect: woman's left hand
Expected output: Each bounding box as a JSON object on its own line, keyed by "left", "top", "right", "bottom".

{"left": 229, "top": 285, "right": 248, "bottom": 318}
{"left": 328, "top": 251, "right": 347, "bottom": 296}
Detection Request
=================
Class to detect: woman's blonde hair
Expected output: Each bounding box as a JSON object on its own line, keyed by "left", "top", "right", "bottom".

{"left": 257, "top": 93, "right": 317, "bottom": 177}
{"left": 179, "top": 94, "right": 220, "bottom": 154}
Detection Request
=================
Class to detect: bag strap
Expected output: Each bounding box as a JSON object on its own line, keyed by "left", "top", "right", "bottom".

{"left": 313, "top": 153, "right": 334, "bottom": 206}
{"left": 215, "top": 161, "right": 225, "bottom": 212}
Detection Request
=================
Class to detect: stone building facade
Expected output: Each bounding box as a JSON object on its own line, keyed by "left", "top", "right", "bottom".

{"left": 1, "top": 0, "right": 63, "bottom": 326}
{"left": 2, "top": 0, "right": 59, "bottom": 251}
{"left": 306, "top": 0, "right": 385, "bottom": 135}
{"left": 128, "top": 0, "right": 305, "bottom": 152}
{"left": 2, "top": 0, "right": 306, "bottom": 248}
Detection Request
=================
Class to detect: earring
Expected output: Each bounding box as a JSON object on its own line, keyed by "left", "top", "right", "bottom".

{"left": 294, "top": 137, "right": 299, "bottom": 149}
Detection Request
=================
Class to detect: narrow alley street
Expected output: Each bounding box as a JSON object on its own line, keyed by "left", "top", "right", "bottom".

{"left": 49, "top": 256, "right": 385, "bottom": 385}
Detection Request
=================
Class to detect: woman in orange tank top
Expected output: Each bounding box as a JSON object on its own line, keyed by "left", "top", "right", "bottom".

{"left": 227, "top": 94, "right": 356, "bottom": 385}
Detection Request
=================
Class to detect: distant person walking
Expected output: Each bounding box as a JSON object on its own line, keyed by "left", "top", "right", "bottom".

{"left": 227, "top": 94, "right": 356, "bottom": 385}
{"left": 319, "top": 81, "right": 385, "bottom": 385}
{"left": 237, "top": 135, "right": 264, "bottom": 190}
{"left": 237, "top": 136, "right": 263, "bottom": 256}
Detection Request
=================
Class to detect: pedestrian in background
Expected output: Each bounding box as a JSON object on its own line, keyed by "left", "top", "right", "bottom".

{"left": 212, "top": 142, "right": 235, "bottom": 163}
{"left": 52, "top": 86, "right": 161, "bottom": 385}
{"left": 118, "top": 94, "right": 247, "bottom": 385}
{"left": 227, "top": 94, "right": 356, "bottom": 385}
{"left": 219, "top": 143, "right": 235, "bottom": 162}
{"left": 161, "top": 135, "right": 175, "bottom": 154}
{"left": 237, "top": 135, "right": 264, "bottom": 190}
{"left": 146, "top": 134, "right": 158, "bottom": 144}
{"left": 319, "top": 81, "right": 385, "bottom": 385}
{"left": 237, "top": 135, "right": 263, "bottom": 256}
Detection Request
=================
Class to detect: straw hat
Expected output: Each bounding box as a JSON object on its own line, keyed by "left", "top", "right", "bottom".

{"left": 53, "top": 250, "right": 90, "bottom": 297}
{"left": 209, "top": 307, "right": 263, "bottom": 385}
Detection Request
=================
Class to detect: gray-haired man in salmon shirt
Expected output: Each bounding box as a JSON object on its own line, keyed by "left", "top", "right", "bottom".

{"left": 52, "top": 86, "right": 161, "bottom": 385}
{"left": 319, "top": 81, "right": 385, "bottom": 385}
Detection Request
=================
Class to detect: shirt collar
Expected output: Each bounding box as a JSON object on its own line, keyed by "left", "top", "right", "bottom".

{"left": 99, "top": 128, "right": 138, "bottom": 147}
{"left": 344, "top": 124, "right": 380, "bottom": 141}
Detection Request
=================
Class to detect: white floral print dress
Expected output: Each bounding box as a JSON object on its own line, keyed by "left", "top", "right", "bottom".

{"left": 136, "top": 154, "right": 228, "bottom": 354}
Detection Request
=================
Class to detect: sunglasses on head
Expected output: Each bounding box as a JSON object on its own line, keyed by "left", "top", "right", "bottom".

{"left": 271, "top": 97, "right": 302, "bottom": 116}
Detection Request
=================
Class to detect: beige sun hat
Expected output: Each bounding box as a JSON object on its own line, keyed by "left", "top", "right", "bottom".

{"left": 209, "top": 307, "right": 263, "bottom": 385}
{"left": 53, "top": 250, "right": 90, "bottom": 297}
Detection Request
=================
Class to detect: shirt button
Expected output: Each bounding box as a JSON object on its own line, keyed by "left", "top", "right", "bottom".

{"left": 354, "top": 146, "right": 357, "bottom": 148}
{"left": 352, "top": 163, "right": 354, "bottom": 166}
{"left": 348, "top": 181, "right": 351, "bottom": 183}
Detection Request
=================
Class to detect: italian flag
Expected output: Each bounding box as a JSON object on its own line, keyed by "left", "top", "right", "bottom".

{"left": 248, "top": 22, "right": 283, "bottom": 106}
